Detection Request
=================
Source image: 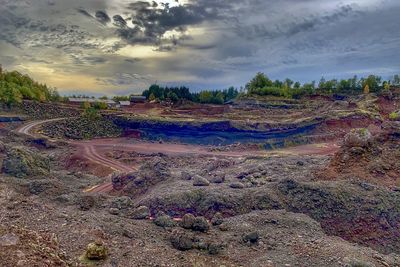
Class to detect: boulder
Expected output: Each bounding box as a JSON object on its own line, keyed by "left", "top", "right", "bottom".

{"left": 211, "top": 212, "right": 224, "bottom": 226}
{"left": 229, "top": 182, "right": 245, "bottom": 189}
{"left": 207, "top": 243, "right": 224, "bottom": 255}
{"left": 131, "top": 206, "right": 150, "bottom": 220}
{"left": 170, "top": 230, "right": 193, "bottom": 251}
{"left": 78, "top": 195, "right": 95, "bottom": 211}
{"left": 85, "top": 241, "right": 108, "bottom": 260}
{"left": 180, "top": 213, "right": 196, "bottom": 229}
{"left": 181, "top": 171, "right": 192, "bottom": 180}
{"left": 344, "top": 128, "right": 373, "bottom": 148}
{"left": 192, "top": 175, "right": 210, "bottom": 186}
{"left": 154, "top": 213, "right": 176, "bottom": 228}
{"left": 1, "top": 146, "right": 50, "bottom": 178}
{"left": 210, "top": 174, "right": 225, "bottom": 184}
{"left": 192, "top": 217, "right": 210, "bottom": 232}
{"left": 110, "top": 196, "right": 132, "bottom": 210}
{"left": 28, "top": 180, "right": 52, "bottom": 195}
{"left": 243, "top": 231, "right": 260, "bottom": 244}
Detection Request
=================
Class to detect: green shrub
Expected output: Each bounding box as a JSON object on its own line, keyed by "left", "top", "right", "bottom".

{"left": 389, "top": 111, "right": 399, "bottom": 121}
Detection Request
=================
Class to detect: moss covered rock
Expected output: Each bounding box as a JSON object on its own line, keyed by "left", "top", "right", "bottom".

{"left": 85, "top": 241, "right": 108, "bottom": 260}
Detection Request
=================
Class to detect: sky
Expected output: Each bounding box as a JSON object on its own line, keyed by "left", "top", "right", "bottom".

{"left": 0, "top": 0, "right": 399, "bottom": 96}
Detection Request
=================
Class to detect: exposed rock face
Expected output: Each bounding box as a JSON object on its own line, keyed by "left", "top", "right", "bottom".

{"left": 1, "top": 146, "right": 50, "bottom": 178}
{"left": 85, "top": 241, "right": 108, "bottom": 260}
{"left": 344, "top": 128, "right": 373, "bottom": 148}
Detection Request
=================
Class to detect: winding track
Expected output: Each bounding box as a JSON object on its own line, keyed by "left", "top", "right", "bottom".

{"left": 16, "top": 118, "right": 136, "bottom": 193}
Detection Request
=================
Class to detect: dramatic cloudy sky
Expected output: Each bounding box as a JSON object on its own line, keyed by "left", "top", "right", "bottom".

{"left": 0, "top": 0, "right": 399, "bottom": 95}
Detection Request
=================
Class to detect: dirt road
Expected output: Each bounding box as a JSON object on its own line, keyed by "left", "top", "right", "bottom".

{"left": 16, "top": 119, "right": 136, "bottom": 193}
{"left": 16, "top": 118, "right": 63, "bottom": 137}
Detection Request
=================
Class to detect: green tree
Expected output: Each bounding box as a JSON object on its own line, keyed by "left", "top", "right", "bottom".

{"left": 93, "top": 101, "right": 108, "bottom": 110}
{"left": 246, "top": 72, "right": 273, "bottom": 94}
{"left": 149, "top": 93, "right": 156, "bottom": 101}
{"left": 293, "top": 82, "right": 301, "bottom": 89}
{"left": 81, "top": 101, "right": 91, "bottom": 109}
{"left": 383, "top": 81, "right": 390, "bottom": 91}
{"left": 199, "top": 91, "right": 213, "bottom": 103}
{"left": 83, "top": 107, "right": 100, "bottom": 121}
{"left": 0, "top": 82, "right": 23, "bottom": 107}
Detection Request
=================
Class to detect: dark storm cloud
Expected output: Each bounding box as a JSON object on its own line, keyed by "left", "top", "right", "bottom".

{"left": 115, "top": 0, "right": 224, "bottom": 46}
{"left": 1, "top": 0, "right": 400, "bottom": 94}
{"left": 235, "top": 4, "right": 358, "bottom": 39}
{"left": 95, "top": 11, "right": 111, "bottom": 25}
{"left": 113, "top": 15, "right": 128, "bottom": 28}
{"left": 76, "top": 8, "right": 93, "bottom": 18}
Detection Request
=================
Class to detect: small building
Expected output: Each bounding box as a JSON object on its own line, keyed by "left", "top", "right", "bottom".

{"left": 68, "top": 98, "right": 96, "bottom": 104}
{"left": 68, "top": 98, "right": 117, "bottom": 108}
{"left": 130, "top": 95, "right": 147, "bottom": 103}
{"left": 119, "top": 101, "right": 131, "bottom": 107}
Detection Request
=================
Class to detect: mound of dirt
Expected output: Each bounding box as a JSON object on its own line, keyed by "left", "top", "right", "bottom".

{"left": 1, "top": 146, "right": 50, "bottom": 178}
{"left": 319, "top": 126, "right": 400, "bottom": 188}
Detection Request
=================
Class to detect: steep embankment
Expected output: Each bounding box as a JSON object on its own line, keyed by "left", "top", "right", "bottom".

{"left": 111, "top": 115, "right": 323, "bottom": 147}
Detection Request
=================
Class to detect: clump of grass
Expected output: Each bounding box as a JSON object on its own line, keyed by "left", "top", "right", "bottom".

{"left": 389, "top": 111, "right": 399, "bottom": 121}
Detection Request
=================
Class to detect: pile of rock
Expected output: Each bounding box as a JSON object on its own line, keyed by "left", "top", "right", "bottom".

{"left": 1, "top": 146, "right": 50, "bottom": 178}
{"left": 41, "top": 116, "right": 121, "bottom": 140}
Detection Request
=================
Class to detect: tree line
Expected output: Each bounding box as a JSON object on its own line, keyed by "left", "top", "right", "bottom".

{"left": 1, "top": 64, "right": 400, "bottom": 108}
{"left": 0, "top": 66, "right": 60, "bottom": 107}
{"left": 142, "top": 84, "right": 239, "bottom": 104}
{"left": 246, "top": 72, "right": 400, "bottom": 99}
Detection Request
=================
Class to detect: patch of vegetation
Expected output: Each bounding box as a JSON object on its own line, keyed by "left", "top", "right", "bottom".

{"left": 0, "top": 66, "right": 60, "bottom": 107}
{"left": 245, "top": 72, "right": 396, "bottom": 99}
{"left": 389, "top": 111, "right": 399, "bottom": 121}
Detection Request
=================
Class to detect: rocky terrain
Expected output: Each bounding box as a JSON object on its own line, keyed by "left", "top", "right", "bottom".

{"left": 0, "top": 94, "right": 400, "bottom": 266}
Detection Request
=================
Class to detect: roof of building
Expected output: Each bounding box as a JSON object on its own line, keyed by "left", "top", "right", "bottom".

{"left": 68, "top": 98, "right": 96, "bottom": 103}
{"left": 119, "top": 101, "right": 131, "bottom": 106}
{"left": 68, "top": 98, "right": 116, "bottom": 104}
{"left": 131, "top": 96, "right": 146, "bottom": 99}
